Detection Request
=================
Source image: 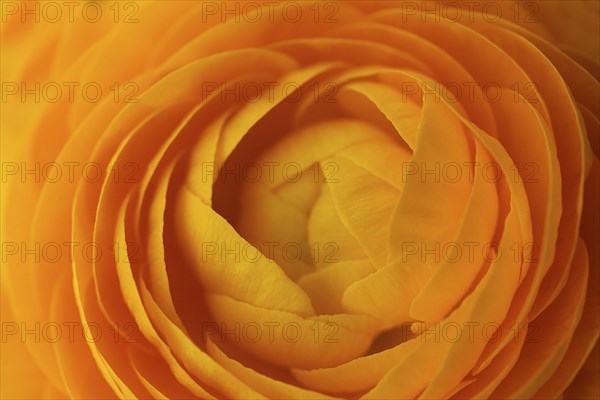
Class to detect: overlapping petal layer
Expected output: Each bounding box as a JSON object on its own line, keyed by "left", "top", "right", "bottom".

{"left": 1, "top": 1, "right": 598, "bottom": 399}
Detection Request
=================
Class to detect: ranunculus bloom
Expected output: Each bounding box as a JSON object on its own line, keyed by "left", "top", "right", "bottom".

{"left": 1, "top": 1, "right": 598, "bottom": 399}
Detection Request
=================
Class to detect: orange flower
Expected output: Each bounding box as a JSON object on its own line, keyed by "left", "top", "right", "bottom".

{"left": 1, "top": 1, "right": 598, "bottom": 399}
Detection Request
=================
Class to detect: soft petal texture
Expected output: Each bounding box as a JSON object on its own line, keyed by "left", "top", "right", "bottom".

{"left": 2, "top": 1, "right": 598, "bottom": 398}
